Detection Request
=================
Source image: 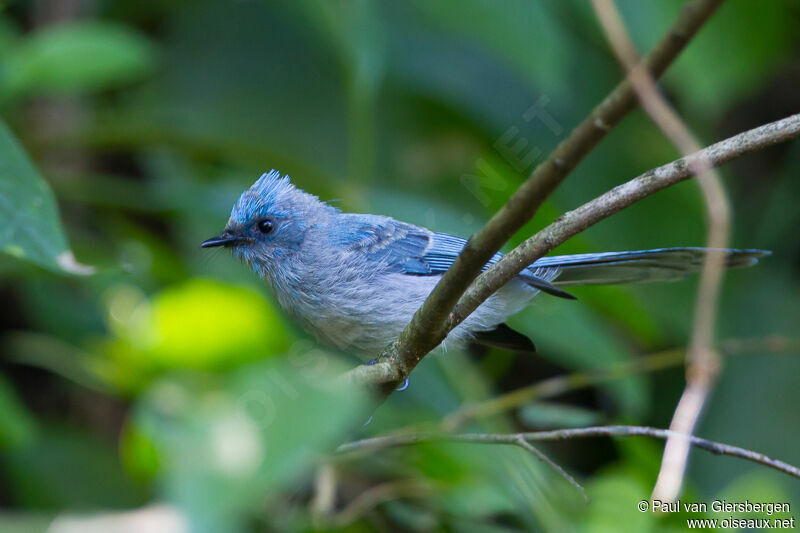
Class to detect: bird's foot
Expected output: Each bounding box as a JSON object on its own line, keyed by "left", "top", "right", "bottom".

{"left": 361, "top": 359, "right": 409, "bottom": 427}
{"left": 365, "top": 359, "right": 410, "bottom": 392}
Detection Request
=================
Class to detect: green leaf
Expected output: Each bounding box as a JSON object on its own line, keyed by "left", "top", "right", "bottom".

{"left": 96, "top": 279, "right": 292, "bottom": 392}
{"left": 0, "top": 119, "right": 89, "bottom": 273}
{"left": 1, "top": 20, "right": 156, "bottom": 97}
{"left": 133, "top": 357, "right": 367, "bottom": 532}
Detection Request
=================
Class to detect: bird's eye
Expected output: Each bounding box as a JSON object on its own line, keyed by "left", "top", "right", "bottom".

{"left": 257, "top": 219, "right": 274, "bottom": 234}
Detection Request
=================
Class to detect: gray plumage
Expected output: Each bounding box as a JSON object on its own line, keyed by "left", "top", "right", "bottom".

{"left": 202, "top": 171, "right": 769, "bottom": 356}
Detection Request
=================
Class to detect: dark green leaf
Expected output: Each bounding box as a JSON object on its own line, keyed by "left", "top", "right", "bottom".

{"left": 0, "top": 119, "right": 90, "bottom": 273}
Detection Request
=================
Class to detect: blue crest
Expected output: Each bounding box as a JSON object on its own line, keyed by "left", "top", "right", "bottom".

{"left": 229, "top": 169, "right": 329, "bottom": 227}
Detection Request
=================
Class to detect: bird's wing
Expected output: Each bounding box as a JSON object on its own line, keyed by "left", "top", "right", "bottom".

{"left": 329, "top": 216, "right": 574, "bottom": 298}
{"left": 327, "top": 215, "right": 434, "bottom": 274}
{"left": 330, "top": 216, "right": 506, "bottom": 274}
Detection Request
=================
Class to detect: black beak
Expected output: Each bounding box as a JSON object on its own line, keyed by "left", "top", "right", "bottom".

{"left": 201, "top": 233, "right": 247, "bottom": 248}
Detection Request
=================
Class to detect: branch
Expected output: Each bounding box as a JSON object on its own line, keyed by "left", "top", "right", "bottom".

{"left": 336, "top": 426, "right": 800, "bottom": 481}
{"left": 366, "top": 0, "right": 726, "bottom": 396}
{"left": 346, "top": 113, "right": 800, "bottom": 388}
{"left": 591, "top": 0, "right": 732, "bottom": 504}
{"left": 447, "top": 113, "right": 800, "bottom": 330}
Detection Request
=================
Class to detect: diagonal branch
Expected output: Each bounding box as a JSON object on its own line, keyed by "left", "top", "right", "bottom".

{"left": 366, "top": 0, "right": 726, "bottom": 396}
{"left": 336, "top": 426, "right": 800, "bottom": 481}
{"left": 348, "top": 113, "right": 800, "bottom": 389}
{"left": 447, "top": 113, "right": 800, "bottom": 329}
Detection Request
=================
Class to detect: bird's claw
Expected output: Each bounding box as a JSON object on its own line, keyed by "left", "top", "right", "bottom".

{"left": 395, "top": 376, "right": 410, "bottom": 391}
{"left": 361, "top": 360, "right": 409, "bottom": 427}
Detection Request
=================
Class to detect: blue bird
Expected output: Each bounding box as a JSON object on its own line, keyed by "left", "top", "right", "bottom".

{"left": 202, "top": 170, "right": 768, "bottom": 356}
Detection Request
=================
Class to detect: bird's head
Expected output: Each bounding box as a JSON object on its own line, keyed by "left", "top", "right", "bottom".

{"left": 201, "top": 170, "right": 334, "bottom": 272}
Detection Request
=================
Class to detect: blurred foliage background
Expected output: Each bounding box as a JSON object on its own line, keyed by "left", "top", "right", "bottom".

{"left": 0, "top": 0, "right": 799, "bottom": 531}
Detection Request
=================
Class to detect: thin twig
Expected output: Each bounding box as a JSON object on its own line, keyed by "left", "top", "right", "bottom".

{"left": 336, "top": 426, "right": 800, "bottom": 480}
{"left": 591, "top": 0, "right": 731, "bottom": 502}
{"left": 363, "top": 0, "right": 726, "bottom": 397}
{"left": 513, "top": 435, "right": 589, "bottom": 504}
{"left": 441, "top": 336, "right": 800, "bottom": 431}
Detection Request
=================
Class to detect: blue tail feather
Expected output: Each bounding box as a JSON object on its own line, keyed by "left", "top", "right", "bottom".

{"left": 526, "top": 247, "right": 769, "bottom": 287}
